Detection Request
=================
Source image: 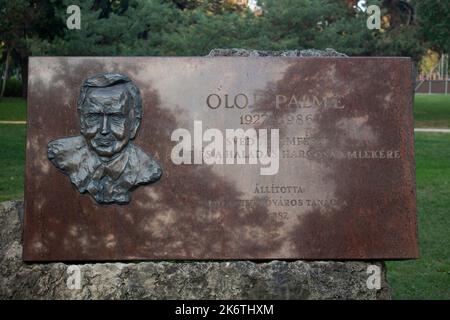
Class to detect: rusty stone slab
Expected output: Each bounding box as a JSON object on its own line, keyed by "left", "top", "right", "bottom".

{"left": 23, "top": 57, "right": 419, "bottom": 261}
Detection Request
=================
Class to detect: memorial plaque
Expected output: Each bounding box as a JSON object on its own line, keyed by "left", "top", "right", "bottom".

{"left": 23, "top": 57, "right": 419, "bottom": 261}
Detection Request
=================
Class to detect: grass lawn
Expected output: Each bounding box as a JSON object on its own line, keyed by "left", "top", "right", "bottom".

{"left": 0, "top": 98, "right": 449, "bottom": 299}
{"left": 387, "top": 132, "right": 450, "bottom": 299}
{"left": 0, "top": 124, "right": 25, "bottom": 201}
{"left": 0, "top": 97, "right": 26, "bottom": 121}
{"left": 414, "top": 94, "right": 450, "bottom": 128}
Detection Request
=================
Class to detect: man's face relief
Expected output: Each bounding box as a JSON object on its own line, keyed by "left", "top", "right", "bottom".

{"left": 79, "top": 85, "right": 137, "bottom": 158}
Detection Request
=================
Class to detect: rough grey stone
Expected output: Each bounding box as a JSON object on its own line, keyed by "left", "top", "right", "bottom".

{"left": 1, "top": 200, "right": 389, "bottom": 299}
{"left": 208, "top": 48, "right": 348, "bottom": 57}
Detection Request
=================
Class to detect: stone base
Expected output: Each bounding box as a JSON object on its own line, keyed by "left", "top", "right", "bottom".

{"left": 208, "top": 48, "right": 348, "bottom": 57}
{"left": 0, "top": 200, "right": 390, "bottom": 299}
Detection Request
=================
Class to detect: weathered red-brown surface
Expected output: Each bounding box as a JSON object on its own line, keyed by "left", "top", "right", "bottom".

{"left": 23, "top": 57, "right": 418, "bottom": 261}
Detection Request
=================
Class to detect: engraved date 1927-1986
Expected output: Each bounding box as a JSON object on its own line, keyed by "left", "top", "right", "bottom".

{"left": 240, "top": 113, "right": 314, "bottom": 125}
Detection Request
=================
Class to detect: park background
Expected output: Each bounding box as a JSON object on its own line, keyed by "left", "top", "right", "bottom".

{"left": 0, "top": 0, "right": 449, "bottom": 299}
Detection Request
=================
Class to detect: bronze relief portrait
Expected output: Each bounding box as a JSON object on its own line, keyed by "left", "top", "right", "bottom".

{"left": 47, "top": 73, "right": 162, "bottom": 204}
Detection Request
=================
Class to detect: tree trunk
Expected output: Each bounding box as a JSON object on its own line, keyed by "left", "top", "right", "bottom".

{"left": 1, "top": 48, "right": 11, "bottom": 98}
{"left": 20, "top": 56, "right": 28, "bottom": 99}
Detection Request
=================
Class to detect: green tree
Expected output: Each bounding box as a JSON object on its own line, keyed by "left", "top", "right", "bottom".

{"left": 254, "top": 0, "right": 425, "bottom": 61}
{"left": 2, "top": 0, "right": 444, "bottom": 94}
{"left": 31, "top": 0, "right": 255, "bottom": 57}
{"left": 31, "top": 0, "right": 182, "bottom": 56}
{"left": 414, "top": 0, "right": 449, "bottom": 54}
{"left": 166, "top": 0, "right": 248, "bottom": 13}
{"left": 0, "top": 0, "right": 64, "bottom": 97}
{"left": 255, "top": 0, "right": 339, "bottom": 50}
{"left": 162, "top": 8, "right": 260, "bottom": 55}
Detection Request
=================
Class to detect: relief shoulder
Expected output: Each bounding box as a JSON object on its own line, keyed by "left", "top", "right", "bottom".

{"left": 128, "top": 143, "right": 163, "bottom": 185}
